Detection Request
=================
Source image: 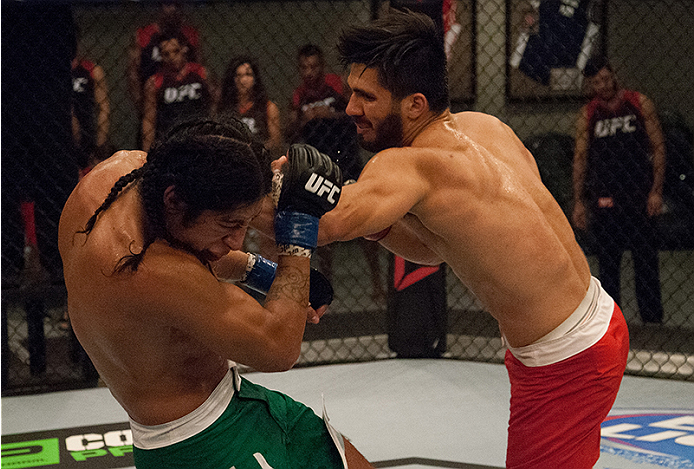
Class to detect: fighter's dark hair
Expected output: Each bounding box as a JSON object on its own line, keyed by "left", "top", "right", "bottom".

{"left": 218, "top": 55, "right": 269, "bottom": 116}
{"left": 583, "top": 56, "right": 612, "bottom": 78}
{"left": 336, "top": 8, "right": 449, "bottom": 113}
{"left": 158, "top": 26, "right": 189, "bottom": 49}
{"left": 298, "top": 43, "right": 324, "bottom": 62}
{"left": 79, "top": 116, "right": 272, "bottom": 273}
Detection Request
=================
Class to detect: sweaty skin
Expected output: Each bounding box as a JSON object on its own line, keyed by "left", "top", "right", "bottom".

{"left": 58, "top": 150, "right": 317, "bottom": 426}
{"left": 316, "top": 65, "right": 592, "bottom": 348}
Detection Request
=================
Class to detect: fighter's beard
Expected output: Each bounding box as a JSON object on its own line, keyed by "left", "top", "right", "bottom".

{"left": 358, "top": 113, "right": 404, "bottom": 153}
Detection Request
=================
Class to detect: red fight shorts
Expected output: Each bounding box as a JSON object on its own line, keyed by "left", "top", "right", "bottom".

{"left": 504, "top": 281, "right": 629, "bottom": 468}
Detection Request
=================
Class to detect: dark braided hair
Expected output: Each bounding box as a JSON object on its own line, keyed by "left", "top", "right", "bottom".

{"left": 78, "top": 167, "right": 146, "bottom": 237}
{"left": 81, "top": 116, "right": 273, "bottom": 273}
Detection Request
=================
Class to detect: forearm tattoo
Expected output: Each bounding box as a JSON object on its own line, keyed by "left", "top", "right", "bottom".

{"left": 265, "top": 265, "right": 309, "bottom": 305}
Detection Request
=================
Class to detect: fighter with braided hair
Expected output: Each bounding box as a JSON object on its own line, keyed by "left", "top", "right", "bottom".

{"left": 59, "top": 116, "right": 374, "bottom": 468}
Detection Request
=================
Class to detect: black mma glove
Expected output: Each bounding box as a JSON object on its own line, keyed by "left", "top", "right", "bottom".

{"left": 273, "top": 144, "right": 343, "bottom": 255}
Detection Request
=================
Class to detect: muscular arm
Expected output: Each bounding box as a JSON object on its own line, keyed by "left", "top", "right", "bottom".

{"left": 376, "top": 215, "right": 443, "bottom": 266}
{"left": 572, "top": 106, "right": 590, "bottom": 230}
{"left": 318, "top": 148, "right": 428, "bottom": 244}
{"left": 142, "top": 249, "right": 312, "bottom": 372}
{"left": 252, "top": 149, "right": 438, "bottom": 262}
{"left": 640, "top": 94, "right": 666, "bottom": 216}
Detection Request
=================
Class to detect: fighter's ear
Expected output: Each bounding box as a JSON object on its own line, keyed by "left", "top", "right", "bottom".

{"left": 163, "top": 185, "right": 185, "bottom": 212}
{"left": 402, "top": 93, "right": 429, "bottom": 120}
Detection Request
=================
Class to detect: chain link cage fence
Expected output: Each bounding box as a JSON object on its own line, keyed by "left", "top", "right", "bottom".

{"left": 2, "top": 0, "right": 693, "bottom": 396}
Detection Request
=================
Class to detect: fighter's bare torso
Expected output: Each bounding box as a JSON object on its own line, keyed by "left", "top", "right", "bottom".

{"left": 58, "top": 151, "right": 228, "bottom": 425}
{"left": 323, "top": 111, "right": 591, "bottom": 347}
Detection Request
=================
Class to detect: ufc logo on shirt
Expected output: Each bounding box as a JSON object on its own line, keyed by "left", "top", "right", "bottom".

{"left": 594, "top": 115, "right": 637, "bottom": 138}
{"left": 73, "top": 77, "right": 88, "bottom": 93}
{"left": 163, "top": 83, "right": 203, "bottom": 104}
{"left": 558, "top": 0, "right": 580, "bottom": 17}
{"left": 305, "top": 173, "right": 340, "bottom": 204}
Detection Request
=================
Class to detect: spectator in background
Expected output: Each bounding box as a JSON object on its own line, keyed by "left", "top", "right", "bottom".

{"left": 2, "top": 2, "right": 78, "bottom": 287}
{"left": 442, "top": 0, "right": 462, "bottom": 61}
{"left": 72, "top": 26, "right": 111, "bottom": 178}
{"left": 572, "top": 56, "right": 666, "bottom": 324}
{"left": 287, "top": 44, "right": 384, "bottom": 299}
{"left": 219, "top": 55, "right": 283, "bottom": 263}
{"left": 128, "top": 2, "right": 201, "bottom": 145}
{"left": 219, "top": 56, "right": 282, "bottom": 157}
{"left": 141, "top": 29, "right": 214, "bottom": 151}
{"left": 286, "top": 44, "right": 360, "bottom": 179}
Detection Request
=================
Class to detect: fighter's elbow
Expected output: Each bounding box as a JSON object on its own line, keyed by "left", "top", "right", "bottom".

{"left": 257, "top": 345, "right": 301, "bottom": 372}
{"left": 318, "top": 218, "right": 352, "bottom": 245}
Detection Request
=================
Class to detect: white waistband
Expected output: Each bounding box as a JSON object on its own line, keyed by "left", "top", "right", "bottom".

{"left": 505, "top": 277, "right": 615, "bottom": 367}
{"left": 130, "top": 366, "right": 241, "bottom": 450}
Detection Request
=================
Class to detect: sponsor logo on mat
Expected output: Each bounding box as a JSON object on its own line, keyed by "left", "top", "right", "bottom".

{"left": 2, "top": 422, "right": 133, "bottom": 469}
{"left": 601, "top": 410, "right": 694, "bottom": 468}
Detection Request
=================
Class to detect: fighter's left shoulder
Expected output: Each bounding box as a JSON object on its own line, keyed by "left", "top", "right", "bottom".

{"left": 357, "top": 148, "right": 437, "bottom": 187}
{"left": 369, "top": 147, "right": 440, "bottom": 166}
{"left": 453, "top": 111, "right": 519, "bottom": 142}
{"left": 452, "top": 110, "right": 506, "bottom": 128}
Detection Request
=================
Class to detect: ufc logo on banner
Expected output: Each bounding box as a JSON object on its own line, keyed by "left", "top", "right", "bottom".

{"left": 305, "top": 173, "right": 340, "bottom": 204}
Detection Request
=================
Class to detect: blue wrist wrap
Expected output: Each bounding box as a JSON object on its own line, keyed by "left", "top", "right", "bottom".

{"left": 243, "top": 255, "right": 277, "bottom": 294}
{"left": 274, "top": 211, "right": 320, "bottom": 249}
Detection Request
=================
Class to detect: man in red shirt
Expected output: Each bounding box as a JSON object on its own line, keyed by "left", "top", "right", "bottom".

{"left": 127, "top": 3, "right": 200, "bottom": 115}
{"left": 572, "top": 57, "right": 666, "bottom": 324}
{"left": 141, "top": 30, "right": 213, "bottom": 151}
{"left": 286, "top": 43, "right": 355, "bottom": 175}
{"left": 286, "top": 44, "right": 384, "bottom": 299}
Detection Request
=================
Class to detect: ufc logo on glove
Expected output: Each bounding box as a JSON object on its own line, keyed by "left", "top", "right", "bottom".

{"left": 274, "top": 144, "right": 343, "bottom": 253}
{"left": 305, "top": 173, "right": 341, "bottom": 204}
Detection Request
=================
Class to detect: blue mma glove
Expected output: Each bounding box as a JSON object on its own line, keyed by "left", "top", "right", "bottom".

{"left": 242, "top": 253, "right": 334, "bottom": 308}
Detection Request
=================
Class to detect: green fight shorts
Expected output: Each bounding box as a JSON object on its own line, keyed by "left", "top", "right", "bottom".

{"left": 132, "top": 376, "right": 345, "bottom": 469}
